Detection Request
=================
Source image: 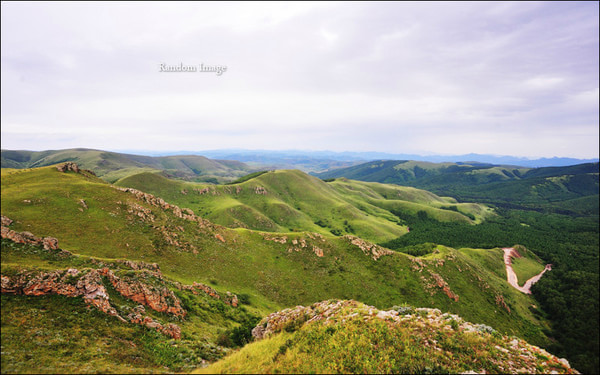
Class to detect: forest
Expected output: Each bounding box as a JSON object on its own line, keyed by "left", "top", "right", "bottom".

{"left": 382, "top": 205, "right": 599, "bottom": 373}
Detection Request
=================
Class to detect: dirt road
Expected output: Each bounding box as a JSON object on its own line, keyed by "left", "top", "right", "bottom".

{"left": 503, "top": 247, "right": 552, "bottom": 294}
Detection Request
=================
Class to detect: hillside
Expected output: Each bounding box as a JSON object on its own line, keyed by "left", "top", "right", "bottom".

{"left": 114, "top": 169, "right": 494, "bottom": 244}
{"left": 0, "top": 148, "right": 255, "bottom": 183}
{"left": 199, "top": 300, "right": 577, "bottom": 374}
{"left": 316, "top": 161, "right": 599, "bottom": 373}
{"left": 315, "top": 160, "right": 600, "bottom": 213}
{"left": 0, "top": 163, "right": 562, "bottom": 373}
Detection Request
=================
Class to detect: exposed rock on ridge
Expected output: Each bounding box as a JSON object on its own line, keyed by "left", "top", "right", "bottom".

{"left": 1, "top": 215, "right": 67, "bottom": 254}
{"left": 343, "top": 235, "right": 393, "bottom": 260}
{"left": 1, "top": 267, "right": 184, "bottom": 339}
{"left": 114, "top": 186, "right": 218, "bottom": 230}
{"left": 56, "top": 162, "right": 96, "bottom": 176}
{"left": 251, "top": 299, "right": 578, "bottom": 374}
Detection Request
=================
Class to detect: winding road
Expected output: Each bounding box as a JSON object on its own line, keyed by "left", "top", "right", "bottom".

{"left": 503, "top": 248, "right": 552, "bottom": 294}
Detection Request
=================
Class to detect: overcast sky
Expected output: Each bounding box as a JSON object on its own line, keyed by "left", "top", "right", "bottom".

{"left": 1, "top": 1, "right": 598, "bottom": 158}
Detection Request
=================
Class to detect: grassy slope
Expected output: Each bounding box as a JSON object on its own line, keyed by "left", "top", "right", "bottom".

{"left": 198, "top": 301, "right": 572, "bottom": 375}
{"left": 0, "top": 148, "right": 254, "bottom": 183}
{"left": 0, "top": 239, "right": 260, "bottom": 374}
{"left": 1, "top": 294, "right": 171, "bottom": 374}
{"left": 2, "top": 166, "right": 547, "bottom": 342}
{"left": 115, "top": 170, "right": 492, "bottom": 244}
{"left": 315, "top": 160, "right": 529, "bottom": 184}
{"left": 315, "top": 160, "right": 599, "bottom": 212}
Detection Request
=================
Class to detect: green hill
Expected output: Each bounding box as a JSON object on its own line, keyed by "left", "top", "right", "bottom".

{"left": 315, "top": 160, "right": 599, "bottom": 213}
{"left": 114, "top": 169, "right": 493, "bottom": 244}
{"left": 198, "top": 300, "right": 576, "bottom": 374}
{"left": 316, "top": 161, "right": 599, "bottom": 373}
{"left": 0, "top": 164, "right": 561, "bottom": 373}
{"left": 0, "top": 148, "right": 255, "bottom": 183}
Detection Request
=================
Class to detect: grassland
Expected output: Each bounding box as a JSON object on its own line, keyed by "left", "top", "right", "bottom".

{"left": 1, "top": 148, "right": 255, "bottom": 183}
{"left": 198, "top": 301, "right": 574, "bottom": 374}
{"left": 1, "top": 165, "right": 555, "bottom": 373}
{"left": 315, "top": 160, "right": 599, "bottom": 215}
{"left": 114, "top": 169, "right": 493, "bottom": 244}
{"left": 510, "top": 246, "right": 546, "bottom": 285}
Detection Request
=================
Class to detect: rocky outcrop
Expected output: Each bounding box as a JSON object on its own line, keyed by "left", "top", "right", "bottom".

{"left": 224, "top": 292, "right": 239, "bottom": 307}
{"left": 115, "top": 187, "right": 216, "bottom": 229}
{"left": 55, "top": 162, "right": 97, "bottom": 177}
{"left": 306, "top": 232, "right": 326, "bottom": 242}
{"left": 1, "top": 268, "right": 118, "bottom": 318}
{"left": 57, "top": 162, "right": 80, "bottom": 173}
{"left": 1, "top": 215, "right": 13, "bottom": 227}
{"left": 117, "top": 259, "right": 161, "bottom": 272}
{"left": 343, "top": 235, "right": 393, "bottom": 260}
{"left": 312, "top": 246, "right": 324, "bottom": 257}
{"left": 263, "top": 233, "right": 327, "bottom": 257}
{"left": 495, "top": 294, "right": 511, "bottom": 313}
{"left": 261, "top": 234, "right": 288, "bottom": 244}
{"left": 251, "top": 299, "right": 578, "bottom": 374}
{"left": 125, "top": 202, "right": 155, "bottom": 223}
{"left": 1, "top": 216, "right": 65, "bottom": 253}
{"left": 79, "top": 199, "right": 88, "bottom": 210}
{"left": 99, "top": 268, "right": 186, "bottom": 318}
{"left": 125, "top": 305, "right": 182, "bottom": 339}
{"left": 1, "top": 267, "right": 185, "bottom": 339}
{"left": 430, "top": 272, "right": 459, "bottom": 302}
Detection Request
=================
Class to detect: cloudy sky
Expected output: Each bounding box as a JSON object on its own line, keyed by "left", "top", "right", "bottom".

{"left": 1, "top": 1, "right": 598, "bottom": 158}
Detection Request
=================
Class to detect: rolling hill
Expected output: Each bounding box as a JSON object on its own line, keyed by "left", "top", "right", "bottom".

{"left": 1, "top": 163, "right": 559, "bottom": 373}
{"left": 0, "top": 148, "right": 255, "bottom": 183}
{"left": 114, "top": 169, "right": 494, "bottom": 244}
{"left": 314, "top": 160, "right": 600, "bottom": 213}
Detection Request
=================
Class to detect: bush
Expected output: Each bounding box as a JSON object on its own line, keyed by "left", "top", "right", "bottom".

{"left": 220, "top": 316, "right": 261, "bottom": 348}
{"left": 237, "top": 293, "right": 251, "bottom": 305}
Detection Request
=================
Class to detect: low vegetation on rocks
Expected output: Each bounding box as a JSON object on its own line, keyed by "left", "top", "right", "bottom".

{"left": 200, "top": 300, "right": 578, "bottom": 374}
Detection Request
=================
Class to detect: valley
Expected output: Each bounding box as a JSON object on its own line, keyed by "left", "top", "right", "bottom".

{"left": 1, "top": 153, "right": 597, "bottom": 374}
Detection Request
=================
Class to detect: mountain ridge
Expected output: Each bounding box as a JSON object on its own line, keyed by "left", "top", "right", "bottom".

{"left": 0, "top": 148, "right": 256, "bottom": 184}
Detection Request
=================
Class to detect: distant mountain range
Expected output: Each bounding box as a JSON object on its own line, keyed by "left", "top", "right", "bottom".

{"left": 118, "top": 149, "right": 599, "bottom": 169}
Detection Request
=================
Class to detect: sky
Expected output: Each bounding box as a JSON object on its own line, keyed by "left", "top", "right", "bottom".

{"left": 1, "top": 1, "right": 598, "bottom": 159}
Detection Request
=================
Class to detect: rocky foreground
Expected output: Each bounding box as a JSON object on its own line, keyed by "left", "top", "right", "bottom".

{"left": 218, "top": 299, "right": 577, "bottom": 374}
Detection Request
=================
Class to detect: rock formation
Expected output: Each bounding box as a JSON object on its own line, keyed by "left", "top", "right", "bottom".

{"left": 56, "top": 162, "right": 80, "bottom": 173}
{"left": 115, "top": 187, "right": 216, "bottom": 229}
{"left": 1, "top": 215, "right": 65, "bottom": 253}
{"left": 1, "top": 267, "right": 184, "bottom": 339}
{"left": 343, "top": 235, "right": 393, "bottom": 260}
{"left": 251, "top": 299, "right": 578, "bottom": 374}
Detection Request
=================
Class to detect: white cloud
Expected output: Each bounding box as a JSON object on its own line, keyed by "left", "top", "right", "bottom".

{"left": 1, "top": 1, "right": 598, "bottom": 158}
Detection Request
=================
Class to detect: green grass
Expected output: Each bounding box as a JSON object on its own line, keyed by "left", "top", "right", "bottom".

{"left": 1, "top": 148, "right": 254, "bottom": 184}
{"left": 115, "top": 169, "right": 492, "bottom": 244}
{"left": 315, "top": 160, "right": 599, "bottom": 214}
{"left": 1, "top": 294, "right": 180, "bottom": 374}
{"left": 198, "top": 301, "right": 569, "bottom": 374}
{"left": 510, "top": 247, "right": 545, "bottom": 285}
{"left": 1, "top": 165, "right": 559, "bottom": 372}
